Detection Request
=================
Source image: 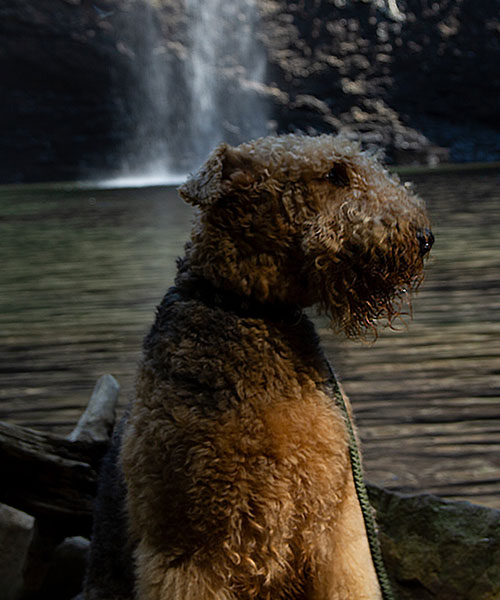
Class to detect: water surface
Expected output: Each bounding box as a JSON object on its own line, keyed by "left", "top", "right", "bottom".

{"left": 1, "top": 167, "right": 499, "bottom": 506}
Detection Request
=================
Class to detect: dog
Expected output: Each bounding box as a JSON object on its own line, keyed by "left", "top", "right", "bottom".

{"left": 85, "top": 134, "right": 433, "bottom": 599}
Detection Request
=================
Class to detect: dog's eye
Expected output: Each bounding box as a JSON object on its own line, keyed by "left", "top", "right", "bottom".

{"left": 325, "top": 165, "right": 350, "bottom": 187}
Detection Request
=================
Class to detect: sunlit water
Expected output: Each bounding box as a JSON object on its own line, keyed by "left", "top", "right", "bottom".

{"left": 1, "top": 166, "right": 499, "bottom": 506}
{"left": 89, "top": 174, "right": 186, "bottom": 190}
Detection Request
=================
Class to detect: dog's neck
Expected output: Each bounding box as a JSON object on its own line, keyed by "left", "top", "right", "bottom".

{"left": 175, "top": 267, "right": 304, "bottom": 325}
{"left": 171, "top": 265, "right": 336, "bottom": 388}
{"left": 182, "top": 209, "right": 315, "bottom": 307}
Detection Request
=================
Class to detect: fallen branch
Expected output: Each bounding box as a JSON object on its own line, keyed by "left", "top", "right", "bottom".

{"left": 0, "top": 375, "right": 119, "bottom": 538}
{"left": 0, "top": 421, "right": 106, "bottom": 538}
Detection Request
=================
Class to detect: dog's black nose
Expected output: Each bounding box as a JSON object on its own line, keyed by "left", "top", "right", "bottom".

{"left": 417, "top": 228, "right": 434, "bottom": 256}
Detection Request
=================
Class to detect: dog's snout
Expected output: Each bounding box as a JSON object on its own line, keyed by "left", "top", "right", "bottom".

{"left": 417, "top": 228, "right": 434, "bottom": 256}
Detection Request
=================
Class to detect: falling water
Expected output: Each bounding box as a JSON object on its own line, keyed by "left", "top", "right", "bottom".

{"left": 112, "top": 0, "right": 268, "bottom": 187}
{"left": 183, "top": 0, "right": 268, "bottom": 164}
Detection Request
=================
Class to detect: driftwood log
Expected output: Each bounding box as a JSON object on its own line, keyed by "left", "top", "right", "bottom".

{"left": 0, "top": 375, "right": 119, "bottom": 599}
{"left": 1, "top": 375, "right": 119, "bottom": 535}
{"left": 1, "top": 375, "right": 499, "bottom": 600}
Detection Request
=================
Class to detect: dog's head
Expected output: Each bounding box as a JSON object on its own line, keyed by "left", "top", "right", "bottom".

{"left": 179, "top": 134, "right": 433, "bottom": 338}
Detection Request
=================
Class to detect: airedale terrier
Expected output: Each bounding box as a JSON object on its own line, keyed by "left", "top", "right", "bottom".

{"left": 85, "top": 134, "right": 433, "bottom": 600}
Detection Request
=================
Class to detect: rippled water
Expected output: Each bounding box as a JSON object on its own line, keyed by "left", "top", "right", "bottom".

{"left": 1, "top": 166, "right": 499, "bottom": 506}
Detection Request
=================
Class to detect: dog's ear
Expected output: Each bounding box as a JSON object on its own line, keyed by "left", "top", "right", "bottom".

{"left": 178, "top": 143, "right": 257, "bottom": 207}
{"left": 178, "top": 143, "right": 232, "bottom": 207}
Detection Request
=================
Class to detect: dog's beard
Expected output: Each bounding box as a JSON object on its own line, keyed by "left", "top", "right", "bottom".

{"left": 312, "top": 240, "right": 426, "bottom": 339}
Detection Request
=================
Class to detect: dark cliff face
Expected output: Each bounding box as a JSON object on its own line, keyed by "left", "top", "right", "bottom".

{"left": 258, "top": 0, "right": 500, "bottom": 164}
{"left": 0, "top": 0, "right": 124, "bottom": 183}
{"left": 0, "top": 0, "right": 498, "bottom": 184}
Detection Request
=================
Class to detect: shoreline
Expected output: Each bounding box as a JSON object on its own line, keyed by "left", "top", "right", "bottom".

{"left": 1, "top": 161, "right": 499, "bottom": 193}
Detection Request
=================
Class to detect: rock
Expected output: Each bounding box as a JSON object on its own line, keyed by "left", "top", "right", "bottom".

{"left": 257, "top": 0, "right": 500, "bottom": 164}
{"left": 369, "top": 485, "right": 500, "bottom": 600}
{"left": 40, "top": 536, "right": 90, "bottom": 600}
{"left": 0, "top": 503, "right": 35, "bottom": 600}
{"left": 67, "top": 374, "right": 120, "bottom": 444}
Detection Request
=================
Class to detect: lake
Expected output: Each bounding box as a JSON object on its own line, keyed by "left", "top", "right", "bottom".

{"left": 1, "top": 166, "right": 499, "bottom": 507}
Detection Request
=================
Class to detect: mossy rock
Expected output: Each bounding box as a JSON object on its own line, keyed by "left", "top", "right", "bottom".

{"left": 369, "top": 486, "right": 500, "bottom": 600}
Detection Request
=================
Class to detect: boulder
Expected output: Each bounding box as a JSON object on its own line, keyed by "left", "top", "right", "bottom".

{"left": 40, "top": 536, "right": 90, "bottom": 600}
{"left": 369, "top": 486, "right": 500, "bottom": 600}
{"left": 0, "top": 503, "right": 35, "bottom": 600}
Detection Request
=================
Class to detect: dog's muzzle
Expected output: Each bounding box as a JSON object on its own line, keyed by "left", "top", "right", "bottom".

{"left": 417, "top": 228, "right": 434, "bottom": 256}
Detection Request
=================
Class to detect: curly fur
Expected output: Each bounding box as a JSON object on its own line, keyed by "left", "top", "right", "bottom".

{"left": 85, "top": 134, "right": 432, "bottom": 600}
{"left": 179, "top": 134, "right": 430, "bottom": 338}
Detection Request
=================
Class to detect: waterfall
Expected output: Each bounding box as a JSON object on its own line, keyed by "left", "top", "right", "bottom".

{"left": 183, "top": 0, "right": 268, "bottom": 166}
{"left": 112, "top": 0, "right": 268, "bottom": 187}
